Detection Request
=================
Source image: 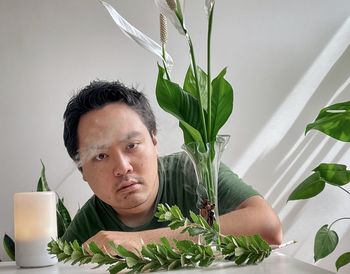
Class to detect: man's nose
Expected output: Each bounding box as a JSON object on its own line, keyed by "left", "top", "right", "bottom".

{"left": 112, "top": 153, "right": 133, "bottom": 176}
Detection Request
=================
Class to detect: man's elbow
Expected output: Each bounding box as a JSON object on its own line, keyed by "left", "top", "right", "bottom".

{"left": 263, "top": 217, "right": 283, "bottom": 245}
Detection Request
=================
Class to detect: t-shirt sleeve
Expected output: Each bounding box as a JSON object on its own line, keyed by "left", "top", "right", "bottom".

{"left": 218, "top": 162, "right": 259, "bottom": 215}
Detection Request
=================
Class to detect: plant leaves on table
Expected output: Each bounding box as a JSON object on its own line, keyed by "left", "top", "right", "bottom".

{"left": 314, "top": 224, "right": 339, "bottom": 262}
{"left": 336, "top": 251, "right": 350, "bottom": 271}
{"left": 48, "top": 204, "right": 271, "bottom": 273}
{"left": 305, "top": 101, "right": 350, "bottom": 142}
{"left": 287, "top": 172, "right": 325, "bottom": 201}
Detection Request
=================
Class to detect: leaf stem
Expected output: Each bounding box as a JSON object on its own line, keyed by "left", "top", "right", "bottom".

{"left": 186, "top": 32, "right": 208, "bottom": 144}
{"left": 338, "top": 186, "right": 350, "bottom": 196}
{"left": 207, "top": 4, "right": 214, "bottom": 142}
{"left": 329, "top": 217, "right": 350, "bottom": 229}
{"left": 161, "top": 44, "right": 171, "bottom": 81}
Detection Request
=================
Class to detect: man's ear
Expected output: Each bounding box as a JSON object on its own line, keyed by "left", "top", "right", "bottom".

{"left": 77, "top": 165, "right": 87, "bottom": 181}
{"left": 151, "top": 132, "right": 158, "bottom": 146}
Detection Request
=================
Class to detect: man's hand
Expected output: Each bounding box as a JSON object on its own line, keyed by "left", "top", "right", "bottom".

{"left": 83, "top": 230, "right": 144, "bottom": 254}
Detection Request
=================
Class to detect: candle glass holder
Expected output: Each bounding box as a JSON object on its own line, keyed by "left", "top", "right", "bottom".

{"left": 14, "top": 191, "right": 58, "bottom": 267}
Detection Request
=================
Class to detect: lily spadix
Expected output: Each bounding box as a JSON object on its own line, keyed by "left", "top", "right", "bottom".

{"left": 100, "top": 1, "right": 173, "bottom": 70}
{"left": 154, "top": 0, "right": 186, "bottom": 35}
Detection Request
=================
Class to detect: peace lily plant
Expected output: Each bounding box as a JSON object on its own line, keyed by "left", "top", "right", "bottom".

{"left": 101, "top": 0, "right": 233, "bottom": 229}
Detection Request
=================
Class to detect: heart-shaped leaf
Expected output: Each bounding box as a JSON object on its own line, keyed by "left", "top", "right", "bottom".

{"left": 314, "top": 224, "right": 338, "bottom": 262}
{"left": 306, "top": 101, "right": 350, "bottom": 142}
{"left": 287, "top": 172, "right": 325, "bottom": 201}
{"left": 314, "top": 163, "right": 350, "bottom": 186}
{"left": 336, "top": 252, "right": 350, "bottom": 271}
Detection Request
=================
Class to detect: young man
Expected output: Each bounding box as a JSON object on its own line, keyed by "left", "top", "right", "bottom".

{"left": 62, "top": 80, "right": 282, "bottom": 251}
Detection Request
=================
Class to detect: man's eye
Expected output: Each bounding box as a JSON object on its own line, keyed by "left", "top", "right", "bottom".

{"left": 95, "top": 153, "right": 108, "bottom": 161}
{"left": 127, "top": 143, "right": 138, "bottom": 150}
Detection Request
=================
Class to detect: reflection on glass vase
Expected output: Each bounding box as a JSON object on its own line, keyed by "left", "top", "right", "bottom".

{"left": 182, "top": 135, "right": 230, "bottom": 243}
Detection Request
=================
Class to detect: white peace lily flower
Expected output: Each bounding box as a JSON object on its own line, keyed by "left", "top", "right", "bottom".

{"left": 154, "top": 0, "right": 186, "bottom": 35}
{"left": 100, "top": 1, "right": 173, "bottom": 70}
{"left": 204, "top": 0, "right": 215, "bottom": 17}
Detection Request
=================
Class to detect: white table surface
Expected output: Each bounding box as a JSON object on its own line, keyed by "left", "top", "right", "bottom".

{"left": 0, "top": 252, "right": 336, "bottom": 274}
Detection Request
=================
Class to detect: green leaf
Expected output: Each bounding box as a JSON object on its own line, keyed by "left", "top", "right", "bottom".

{"left": 336, "top": 252, "right": 350, "bottom": 271}
{"left": 168, "top": 259, "right": 181, "bottom": 270}
{"left": 70, "top": 250, "right": 83, "bottom": 261}
{"left": 36, "top": 160, "right": 50, "bottom": 191}
{"left": 156, "top": 65, "right": 205, "bottom": 144}
{"left": 141, "top": 245, "right": 157, "bottom": 259}
{"left": 140, "top": 261, "right": 159, "bottom": 272}
{"left": 3, "top": 234, "right": 15, "bottom": 261}
{"left": 88, "top": 242, "right": 104, "bottom": 255}
{"left": 210, "top": 68, "right": 234, "bottom": 141}
{"left": 63, "top": 243, "right": 73, "bottom": 255}
{"left": 108, "top": 261, "right": 128, "bottom": 274}
{"left": 314, "top": 224, "right": 339, "bottom": 262}
{"left": 57, "top": 210, "right": 67, "bottom": 238}
{"left": 169, "top": 205, "right": 184, "bottom": 219}
{"left": 175, "top": 240, "right": 195, "bottom": 253}
{"left": 125, "top": 257, "right": 139, "bottom": 268}
{"left": 189, "top": 211, "right": 199, "bottom": 224}
{"left": 91, "top": 253, "right": 106, "bottom": 264}
{"left": 314, "top": 163, "right": 350, "bottom": 186}
{"left": 114, "top": 245, "right": 139, "bottom": 260}
{"left": 179, "top": 121, "right": 205, "bottom": 150}
{"left": 287, "top": 172, "right": 325, "bottom": 201}
{"left": 57, "top": 198, "right": 72, "bottom": 231}
{"left": 306, "top": 101, "right": 350, "bottom": 142}
{"left": 183, "top": 65, "right": 208, "bottom": 111}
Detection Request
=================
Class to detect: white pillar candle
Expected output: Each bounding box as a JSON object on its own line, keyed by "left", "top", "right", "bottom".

{"left": 14, "top": 191, "right": 58, "bottom": 267}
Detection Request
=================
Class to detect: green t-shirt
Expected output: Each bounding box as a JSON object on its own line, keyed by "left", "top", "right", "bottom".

{"left": 62, "top": 152, "right": 258, "bottom": 244}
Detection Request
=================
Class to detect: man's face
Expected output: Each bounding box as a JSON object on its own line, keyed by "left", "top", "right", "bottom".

{"left": 77, "top": 102, "right": 159, "bottom": 215}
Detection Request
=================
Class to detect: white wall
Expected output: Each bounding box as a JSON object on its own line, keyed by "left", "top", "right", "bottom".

{"left": 1, "top": 0, "right": 349, "bottom": 272}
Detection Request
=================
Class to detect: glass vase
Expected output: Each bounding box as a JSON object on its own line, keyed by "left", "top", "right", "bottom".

{"left": 182, "top": 135, "right": 230, "bottom": 237}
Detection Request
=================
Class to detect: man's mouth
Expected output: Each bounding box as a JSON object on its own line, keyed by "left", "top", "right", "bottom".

{"left": 117, "top": 179, "right": 141, "bottom": 193}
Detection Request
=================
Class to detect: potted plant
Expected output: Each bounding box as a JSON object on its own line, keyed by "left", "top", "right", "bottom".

{"left": 287, "top": 100, "right": 350, "bottom": 271}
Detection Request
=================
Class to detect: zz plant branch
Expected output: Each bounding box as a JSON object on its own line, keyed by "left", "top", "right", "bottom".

{"left": 48, "top": 204, "right": 271, "bottom": 273}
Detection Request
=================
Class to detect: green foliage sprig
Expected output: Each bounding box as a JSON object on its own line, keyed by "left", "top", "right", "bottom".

{"left": 48, "top": 204, "right": 271, "bottom": 273}
{"left": 288, "top": 100, "right": 350, "bottom": 271}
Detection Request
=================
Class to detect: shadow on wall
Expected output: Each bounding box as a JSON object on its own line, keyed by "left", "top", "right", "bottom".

{"left": 232, "top": 17, "right": 350, "bottom": 272}
{"left": 238, "top": 17, "right": 350, "bottom": 208}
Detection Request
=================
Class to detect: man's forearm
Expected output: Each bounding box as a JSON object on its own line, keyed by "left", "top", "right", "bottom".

{"left": 219, "top": 195, "right": 283, "bottom": 245}
{"left": 140, "top": 196, "right": 282, "bottom": 246}
{"left": 85, "top": 195, "right": 282, "bottom": 252}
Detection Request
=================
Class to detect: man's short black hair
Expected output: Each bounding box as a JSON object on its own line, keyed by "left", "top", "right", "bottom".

{"left": 63, "top": 80, "right": 157, "bottom": 161}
